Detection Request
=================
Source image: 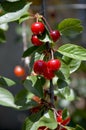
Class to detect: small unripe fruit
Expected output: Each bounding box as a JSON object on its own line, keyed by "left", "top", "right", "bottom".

{"left": 31, "top": 35, "right": 43, "bottom": 46}
{"left": 50, "top": 30, "right": 60, "bottom": 42}
{"left": 31, "top": 22, "right": 45, "bottom": 35}
{"left": 14, "top": 65, "right": 25, "bottom": 77}
{"left": 33, "top": 60, "right": 47, "bottom": 75}
{"left": 32, "top": 96, "right": 41, "bottom": 104}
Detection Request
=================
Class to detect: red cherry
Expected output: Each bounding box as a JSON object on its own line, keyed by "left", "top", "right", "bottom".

{"left": 50, "top": 30, "right": 60, "bottom": 42}
{"left": 33, "top": 60, "right": 47, "bottom": 75}
{"left": 14, "top": 65, "right": 26, "bottom": 77}
{"left": 47, "top": 59, "right": 61, "bottom": 71}
{"left": 43, "top": 68, "right": 55, "bottom": 80}
{"left": 31, "top": 22, "right": 45, "bottom": 35}
{"left": 31, "top": 35, "right": 43, "bottom": 46}
{"left": 57, "top": 115, "right": 63, "bottom": 123}
{"left": 61, "top": 117, "right": 70, "bottom": 126}
{"left": 57, "top": 110, "right": 63, "bottom": 123}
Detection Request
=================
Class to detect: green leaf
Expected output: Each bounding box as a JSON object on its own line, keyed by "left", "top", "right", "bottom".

{"left": 59, "top": 61, "right": 70, "bottom": 80}
{"left": 24, "top": 76, "right": 45, "bottom": 98}
{"left": 0, "top": 87, "right": 17, "bottom": 108}
{"left": 15, "top": 89, "right": 36, "bottom": 110}
{"left": 75, "top": 125, "right": 85, "bottom": 130}
{"left": 58, "top": 44, "right": 86, "bottom": 61}
{"left": 0, "top": 29, "right": 6, "bottom": 43}
{"left": 58, "top": 18, "right": 83, "bottom": 37}
{"left": 57, "top": 79, "right": 68, "bottom": 88}
{"left": 23, "top": 44, "right": 46, "bottom": 57}
{"left": 0, "top": 23, "right": 8, "bottom": 31}
{"left": 38, "top": 31, "right": 52, "bottom": 43}
{"left": 56, "top": 87, "right": 75, "bottom": 101}
{"left": 37, "top": 110, "right": 57, "bottom": 129}
{"left": 22, "top": 117, "right": 34, "bottom": 130}
{"left": 65, "top": 126, "right": 75, "bottom": 130}
{"left": 1, "top": 1, "right": 28, "bottom": 12}
{"left": 0, "top": 76, "right": 16, "bottom": 87}
{"left": 62, "top": 108, "right": 69, "bottom": 120}
{"left": 62, "top": 56, "right": 81, "bottom": 73}
{"left": 0, "top": 3, "right": 31, "bottom": 24}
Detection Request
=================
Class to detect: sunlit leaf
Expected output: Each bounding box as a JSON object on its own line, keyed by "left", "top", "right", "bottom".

{"left": 0, "top": 2, "right": 31, "bottom": 24}
{"left": 58, "top": 44, "right": 86, "bottom": 61}
{"left": 56, "top": 87, "right": 75, "bottom": 101}
{"left": 0, "top": 87, "right": 17, "bottom": 108}
{"left": 0, "top": 76, "right": 16, "bottom": 87}
{"left": 62, "top": 56, "right": 81, "bottom": 73}
{"left": 58, "top": 18, "right": 83, "bottom": 37}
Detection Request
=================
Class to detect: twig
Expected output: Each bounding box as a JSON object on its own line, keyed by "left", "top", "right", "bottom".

{"left": 50, "top": 79, "right": 55, "bottom": 107}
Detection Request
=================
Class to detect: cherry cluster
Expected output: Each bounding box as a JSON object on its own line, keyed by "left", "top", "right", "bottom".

{"left": 31, "top": 21, "right": 60, "bottom": 46}
{"left": 30, "top": 20, "right": 61, "bottom": 80}
{"left": 33, "top": 59, "right": 61, "bottom": 80}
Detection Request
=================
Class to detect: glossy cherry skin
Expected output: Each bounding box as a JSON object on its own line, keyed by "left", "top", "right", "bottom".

{"left": 47, "top": 59, "right": 61, "bottom": 71}
{"left": 50, "top": 30, "right": 60, "bottom": 42}
{"left": 33, "top": 60, "right": 47, "bottom": 75}
{"left": 31, "top": 35, "right": 43, "bottom": 46}
{"left": 14, "top": 66, "right": 25, "bottom": 77}
{"left": 43, "top": 68, "right": 55, "bottom": 80}
{"left": 31, "top": 22, "right": 45, "bottom": 35}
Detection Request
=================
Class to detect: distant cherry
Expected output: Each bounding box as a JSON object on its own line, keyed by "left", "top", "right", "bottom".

{"left": 50, "top": 30, "right": 60, "bottom": 42}
{"left": 47, "top": 59, "right": 61, "bottom": 71}
{"left": 33, "top": 60, "right": 47, "bottom": 75}
{"left": 14, "top": 65, "right": 25, "bottom": 77}
{"left": 31, "top": 35, "right": 43, "bottom": 46}
{"left": 31, "top": 22, "right": 45, "bottom": 35}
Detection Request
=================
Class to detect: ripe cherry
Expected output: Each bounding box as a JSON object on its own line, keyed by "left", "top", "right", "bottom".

{"left": 61, "top": 117, "right": 70, "bottom": 126}
{"left": 33, "top": 60, "right": 47, "bottom": 75}
{"left": 14, "top": 65, "right": 26, "bottom": 77}
{"left": 57, "top": 115, "right": 63, "bottom": 123}
{"left": 56, "top": 110, "right": 70, "bottom": 126}
{"left": 31, "top": 34, "right": 43, "bottom": 46}
{"left": 43, "top": 68, "right": 55, "bottom": 80}
{"left": 50, "top": 30, "right": 60, "bottom": 42}
{"left": 31, "top": 22, "right": 45, "bottom": 35}
{"left": 47, "top": 59, "right": 61, "bottom": 71}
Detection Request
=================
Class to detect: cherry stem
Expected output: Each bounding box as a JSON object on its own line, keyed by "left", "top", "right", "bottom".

{"left": 50, "top": 79, "right": 55, "bottom": 107}
{"left": 42, "top": 16, "right": 52, "bottom": 32}
{"left": 51, "top": 49, "right": 54, "bottom": 59}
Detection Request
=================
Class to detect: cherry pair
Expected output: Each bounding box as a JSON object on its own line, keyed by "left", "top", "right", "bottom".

{"left": 33, "top": 59, "right": 61, "bottom": 80}
{"left": 31, "top": 22, "right": 61, "bottom": 46}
